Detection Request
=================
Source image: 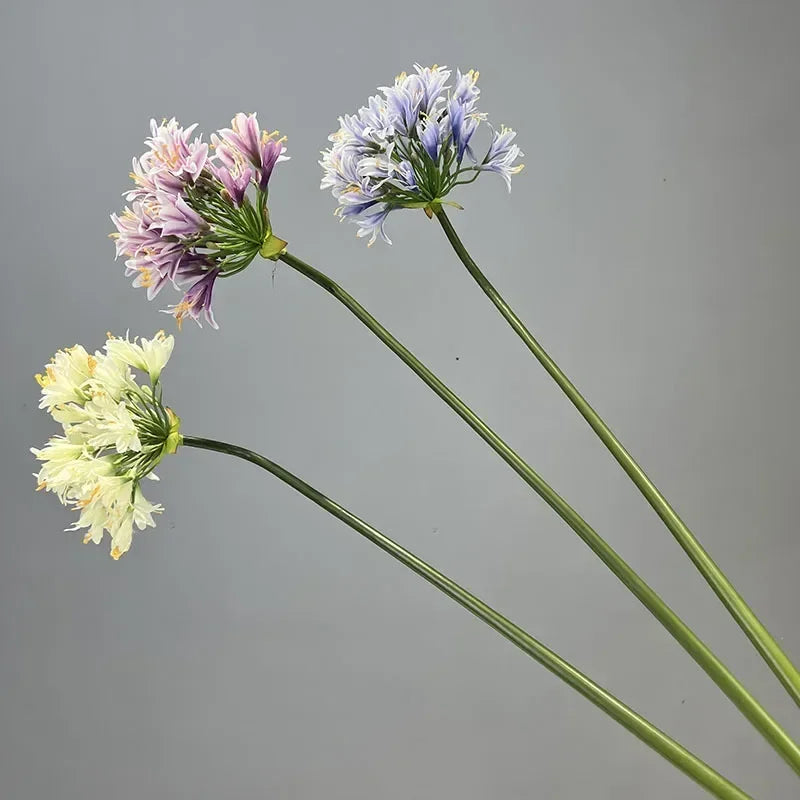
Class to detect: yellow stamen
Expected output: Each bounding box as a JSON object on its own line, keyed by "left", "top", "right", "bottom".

{"left": 76, "top": 486, "right": 100, "bottom": 508}
{"left": 172, "top": 301, "right": 191, "bottom": 331}
{"left": 36, "top": 481, "right": 47, "bottom": 491}
{"left": 129, "top": 170, "right": 148, "bottom": 186}
{"left": 110, "top": 546, "right": 123, "bottom": 560}
{"left": 137, "top": 267, "right": 153, "bottom": 288}
{"left": 87, "top": 355, "right": 98, "bottom": 375}
{"left": 83, "top": 533, "right": 93, "bottom": 544}
{"left": 35, "top": 373, "right": 50, "bottom": 387}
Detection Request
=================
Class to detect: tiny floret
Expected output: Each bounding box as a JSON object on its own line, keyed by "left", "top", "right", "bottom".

{"left": 105, "top": 329, "right": 175, "bottom": 382}
{"left": 320, "top": 64, "right": 524, "bottom": 245}
{"left": 32, "top": 333, "right": 181, "bottom": 559}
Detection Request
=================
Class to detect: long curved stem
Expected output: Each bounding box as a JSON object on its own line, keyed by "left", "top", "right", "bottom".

{"left": 434, "top": 206, "right": 800, "bottom": 709}
{"left": 276, "top": 250, "right": 800, "bottom": 775}
{"left": 182, "top": 434, "right": 752, "bottom": 800}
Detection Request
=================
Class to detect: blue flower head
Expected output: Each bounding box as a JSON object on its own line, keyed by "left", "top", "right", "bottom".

{"left": 320, "top": 65, "right": 524, "bottom": 245}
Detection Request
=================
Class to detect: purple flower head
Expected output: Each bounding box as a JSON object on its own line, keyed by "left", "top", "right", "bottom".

{"left": 164, "top": 267, "right": 221, "bottom": 330}
{"left": 321, "top": 64, "right": 524, "bottom": 245}
{"left": 112, "top": 114, "right": 291, "bottom": 328}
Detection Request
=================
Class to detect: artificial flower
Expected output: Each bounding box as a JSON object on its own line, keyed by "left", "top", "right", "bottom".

{"left": 320, "top": 64, "right": 524, "bottom": 244}
{"left": 111, "top": 115, "right": 289, "bottom": 328}
{"left": 32, "top": 332, "right": 179, "bottom": 558}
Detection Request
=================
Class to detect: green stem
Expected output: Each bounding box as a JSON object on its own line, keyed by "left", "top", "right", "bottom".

{"left": 434, "top": 206, "right": 800, "bottom": 709}
{"left": 182, "top": 434, "right": 752, "bottom": 800}
{"left": 276, "top": 250, "right": 800, "bottom": 775}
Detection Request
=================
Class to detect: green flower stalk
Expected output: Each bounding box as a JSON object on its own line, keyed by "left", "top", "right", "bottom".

{"left": 433, "top": 205, "right": 800, "bottom": 709}
{"left": 274, "top": 249, "right": 800, "bottom": 776}
{"left": 181, "top": 435, "right": 752, "bottom": 800}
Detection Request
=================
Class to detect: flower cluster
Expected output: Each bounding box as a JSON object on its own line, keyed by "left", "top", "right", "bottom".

{"left": 111, "top": 115, "right": 289, "bottom": 328}
{"left": 32, "top": 332, "right": 181, "bottom": 559}
{"left": 320, "top": 64, "right": 524, "bottom": 245}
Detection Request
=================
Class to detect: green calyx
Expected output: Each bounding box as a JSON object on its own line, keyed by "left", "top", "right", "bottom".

{"left": 163, "top": 408, "right": 182, "bottom": 456}
{"left": 423, "top": 199, "right": 463, "bottom": 219}
{"left": 259, "top": 230, "right": 288, "bottom": 260}
{"left": 183, "top": 182, "right": 287, "bottom": 274}
{"left": 115, "top": 387, "right": 182, "bottom": 480}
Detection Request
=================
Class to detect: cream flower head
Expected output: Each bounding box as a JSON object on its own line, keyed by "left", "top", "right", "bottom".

{"left": 32, "top": 331, "right": 180, "bottom": 559}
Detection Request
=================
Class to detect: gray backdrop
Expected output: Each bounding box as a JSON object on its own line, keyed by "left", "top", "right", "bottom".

{"left": 1, "top": 1, "right": 799, "bottom": 798}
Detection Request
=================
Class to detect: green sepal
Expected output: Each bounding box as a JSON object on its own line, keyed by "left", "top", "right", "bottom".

{"left": 163, "top": 408, "right": 182, "bottom": 455}
{"left": 423, "top": 199, "right": 463, "bottom": 218}
{"left": 259, "top": 232, "right": 289, "bottom": 260}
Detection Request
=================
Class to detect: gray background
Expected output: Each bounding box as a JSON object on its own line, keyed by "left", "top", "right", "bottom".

{"left": 1, "top": 1, "right": 799, "bottom": 797}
